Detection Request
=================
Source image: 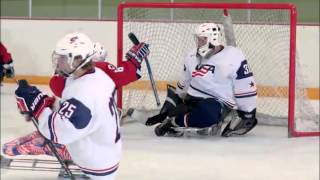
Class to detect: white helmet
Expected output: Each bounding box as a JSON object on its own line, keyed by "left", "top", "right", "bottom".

{"left": 52, "top": 32, "right": 95, "bottom": 76}
{"left": 195, "top": 23, "right": 223, "bottom": 57}
{"left": 92, "top": 42, "right": 107, "bottom": 62}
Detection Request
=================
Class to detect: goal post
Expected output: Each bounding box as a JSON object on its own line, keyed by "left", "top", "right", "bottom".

{"left": 117, "top": 2, "right": 319, "bottom": 137}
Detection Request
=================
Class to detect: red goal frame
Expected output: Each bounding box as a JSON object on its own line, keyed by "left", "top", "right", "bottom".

{"left": 117, "top": 2, "right": 319, "bottom": 137}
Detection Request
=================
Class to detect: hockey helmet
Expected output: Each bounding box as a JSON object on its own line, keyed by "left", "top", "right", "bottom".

{"left": 195, "top": 23, "right": 223, "bottom": 57}
{"left": 92, "top": 42, "right": 108, "bottom": 62}
{"left": 52, "top": 32, "right": 95, "bottom": 77}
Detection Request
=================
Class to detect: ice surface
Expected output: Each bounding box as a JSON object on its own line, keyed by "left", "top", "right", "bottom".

{"left": 1, "top": 84, "right": 319, "bottom": 180}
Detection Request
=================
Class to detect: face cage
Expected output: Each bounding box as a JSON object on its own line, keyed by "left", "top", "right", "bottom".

{"left": 194, "top": 35, "right": 209, "bottom": 49}
{"left": 52, "top": 52, "right": 76, "bottom": 77}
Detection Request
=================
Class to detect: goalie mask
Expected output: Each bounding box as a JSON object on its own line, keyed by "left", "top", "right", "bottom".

{"left": 195, "top": 23, "right": 223, "bottom": 58}
{"left": 92, "top": 42, "right": 108, "bottom": 62}
{"left": 52, "top": 32, "right": 95, "bottom": 77}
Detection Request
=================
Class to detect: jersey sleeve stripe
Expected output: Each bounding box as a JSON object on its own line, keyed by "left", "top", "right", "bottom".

{"left": 48, "top": 112, "right": 58, "bottom": 142}
{"left": 79, "top": 163, "right": 119, "bottom": 176}
{"left": 235, "top": 91, "right": 257, "bottom": 98}
{"left": 234, "top": 91, "right": 257, "bottom": 96}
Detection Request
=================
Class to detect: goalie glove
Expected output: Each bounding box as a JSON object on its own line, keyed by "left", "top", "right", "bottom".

{"left": 125, "top": 42, "right": 150, "bottom": 69}
{"left": 145, "top": 85, "right": 183, "bottom": 126}
{"left": 221, "top": 109, "right": 257, "bottom": 137}
{"left": 15, "top": 80, "right": 55, "bottom": 120}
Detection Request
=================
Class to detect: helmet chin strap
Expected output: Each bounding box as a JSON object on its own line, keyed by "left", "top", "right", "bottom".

{"left": 197, "top": 43, "right": 215, "bottom": 59}
{"left": 62, "top": 52, "right": 95, "bottom": 78}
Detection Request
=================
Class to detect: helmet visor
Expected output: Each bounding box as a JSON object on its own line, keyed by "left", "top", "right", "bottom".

{"left": 52, "top": 52, "right": 73, "bottom": 76}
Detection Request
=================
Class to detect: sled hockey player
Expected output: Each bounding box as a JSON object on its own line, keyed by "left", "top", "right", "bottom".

{"left": 4, "top": 33, "right": 149, "bottom": 179}
{"left": 2, "top": 42, "right": 108, "bottom": 161}
{"left": 0, "top": 42, "right": 15, "bottom": 84}
{"left": 146, "top": 23, "right": 258, "bottom": 137}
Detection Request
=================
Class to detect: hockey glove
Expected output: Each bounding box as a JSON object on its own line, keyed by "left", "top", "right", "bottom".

{"left": 221, "top": 109, "right": 257, "bottom": 137}
{"left": 145, "top": 85, "right": 183, "bottom": 126}
{"left": 2, "top": 61, "right": 15, "bottom": 78}
{"left": 125, "top": 42, "right": 150, "bottom": 69}
{"left": 15, "top": 80, "right": 55, "bottom": 120}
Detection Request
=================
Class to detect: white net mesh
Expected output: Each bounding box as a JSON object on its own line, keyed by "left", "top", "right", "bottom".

{"left": 119, "top": 6, "right": 319, "bottom": 134}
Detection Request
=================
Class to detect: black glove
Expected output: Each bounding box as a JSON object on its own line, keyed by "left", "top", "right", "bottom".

{"left": 145, "top": 112, "right": 168, "bottom": 126}
{"left": 125, "top": 42, "right": 150, "bottom": 68}
{"left": 15, "top": 80, "right": 55, "bottom": 119}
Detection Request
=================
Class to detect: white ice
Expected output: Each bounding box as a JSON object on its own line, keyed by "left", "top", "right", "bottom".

{"left": 1, "top": 84, "right": 319, "bottom": 180}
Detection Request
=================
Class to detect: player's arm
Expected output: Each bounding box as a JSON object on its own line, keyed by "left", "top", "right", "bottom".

{"left": 49, "top": 74, "right": 66, "bottom": 98}
{"left": 48, "top": 60, "right": 139, "bottom": 98}
{"left": 145, "top": 53, "right": 193, "bottom": 126}
{"left": 222, "top": 59, "right": 258, "bottom": 137}
{"left": 37, "top": 96, "right": 99, "bottom": 145}
{"left": 15, "top": 81, "right": 99, "bottom": 144}
{"left": 95, "top": 61, "right": 140, "bottom": 88}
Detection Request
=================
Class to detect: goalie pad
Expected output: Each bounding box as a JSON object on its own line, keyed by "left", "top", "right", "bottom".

{"left": 221, "top": 109, "right": 258, "bottom": 137}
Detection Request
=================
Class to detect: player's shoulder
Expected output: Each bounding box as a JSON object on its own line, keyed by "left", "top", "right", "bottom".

{"left": 223, "top": 46, "right": 246, "bottom": 63}
{"left": 224, "top": 46, "right": 245, "bottom": 56}
{"left": 186, "top": 48, "right": 198, "bottom": 57}
{"left": 65, "top": 68, "right": 114, "bottom": 98}
{"left": 184, "top": 48, "right": 198, "bottom": 63}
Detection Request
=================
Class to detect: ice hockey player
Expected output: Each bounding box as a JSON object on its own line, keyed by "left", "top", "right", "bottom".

{"left": 146, "top": 23, "right": 258, "bottom": 137}
{"left": 3, "top": 35, "right": 149, "bottom": 172}
{"left": 13, "top": 32, "right": 149, "bottom": 180}
{"left": 0, "top": 42, "right": 15, "bottom": 83}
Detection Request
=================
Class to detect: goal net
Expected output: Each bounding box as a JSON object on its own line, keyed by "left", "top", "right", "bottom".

{"left": 117, "top": 2, "right": 319, "bottom": 137}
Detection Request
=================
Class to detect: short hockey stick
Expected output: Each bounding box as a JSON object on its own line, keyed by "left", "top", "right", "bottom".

{"left": 128, "top": 32, "right": 161, "bottom": 106}
{"left": 15, "top": 79, "right": 75, "bottom": 179}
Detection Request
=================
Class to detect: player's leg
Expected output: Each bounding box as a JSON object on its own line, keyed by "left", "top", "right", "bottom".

{"left": 3, "top": 131, "right": 71, "bottom": 160}
{"left": 3, "top": 131, "right": 41, "bottom": 156}
{"left": 155, "top": 98, "right": 225, "bottom": 136}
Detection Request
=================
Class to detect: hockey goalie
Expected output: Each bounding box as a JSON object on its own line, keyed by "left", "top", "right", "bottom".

{"left": 145, "top": 23, "right": 258, "bottom": 137}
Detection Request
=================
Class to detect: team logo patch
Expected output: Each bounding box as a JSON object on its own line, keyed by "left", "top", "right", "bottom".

{"left": 192, "top": 64, "right": 215, "bottom": 77}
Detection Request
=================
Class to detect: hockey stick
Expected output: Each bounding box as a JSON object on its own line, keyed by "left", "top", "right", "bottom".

{"left": 128, "top": 32, "right": 161, "bottom": 106}
{"left": 223, "top": 9, "right": 237, "bottom": 47}
{"left": 15, "top": 79, "right": 75, "bottom": 180}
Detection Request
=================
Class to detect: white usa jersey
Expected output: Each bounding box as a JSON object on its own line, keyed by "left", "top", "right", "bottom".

{"left": 38, "top": 68, "right": 121, "bottom": 177}
{"left": 176, "top": 46, "right": 257, "bottom": 112}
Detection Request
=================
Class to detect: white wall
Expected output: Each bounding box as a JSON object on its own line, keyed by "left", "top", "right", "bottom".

{"left": 0, "top": 19, "right": 319, "bottom": 87}
{"left": 0, "top": 19, "right": 118, "bottom": 76}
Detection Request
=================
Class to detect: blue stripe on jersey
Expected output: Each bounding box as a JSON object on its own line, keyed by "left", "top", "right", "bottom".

{"left": 236, "top": 60, "right": 253, "bottom": 80}
{"left": 58, "top": 98, "right": 92, "bottom": 129}
{"left": 48, "top": 112, "right": 55, "bottom": 141}
{"left": 82, "top": 167, "right": 118, "bottom": 176}
{"left": 189, "top": 84, "right": 235, "bottom": 108}
{"left": 48, "top": 112, "right": 58, "bottom": 142}
{"left": 81, "top": 165, "right": 118, "bottom": 176}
